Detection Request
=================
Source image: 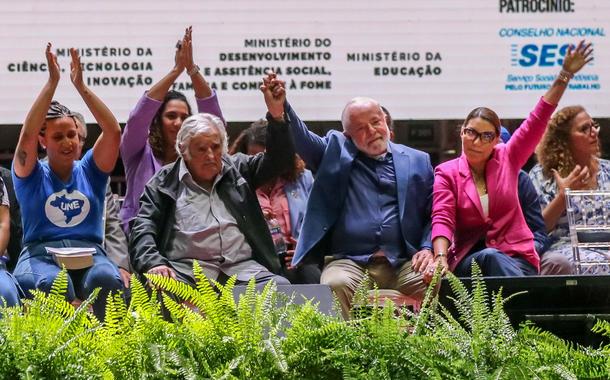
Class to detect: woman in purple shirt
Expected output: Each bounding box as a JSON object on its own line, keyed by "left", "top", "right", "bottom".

{"left": 119, "top": 27, "right": 224, "bottom": 233}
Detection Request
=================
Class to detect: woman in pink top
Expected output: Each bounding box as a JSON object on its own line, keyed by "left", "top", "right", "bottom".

{"left": 229, "top": 120, "right": 318, "bottom": 284}
{"left": 119, "top": 27, "right": 224, "bottom": 233}
{"left": 424, "top": 41, "right": 593, "bottom": 281}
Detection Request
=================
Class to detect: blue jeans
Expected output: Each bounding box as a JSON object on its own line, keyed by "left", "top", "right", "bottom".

{"left": 0, "top": 268, "right": 21, "bottom": 307}
{"left": 14, "top": 239, "right": 124, "bottom": 320}
{"left": 454, "top": 247, "right": 537, "bottom": 277}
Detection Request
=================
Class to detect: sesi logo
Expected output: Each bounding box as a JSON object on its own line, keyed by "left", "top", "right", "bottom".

{"left": 510, "top": 43, "right": 592, "bottom": 67}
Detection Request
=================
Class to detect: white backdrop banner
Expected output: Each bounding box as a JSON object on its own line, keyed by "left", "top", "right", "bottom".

{"left": 0, "top": 0, "right": 608, "bottom": 124}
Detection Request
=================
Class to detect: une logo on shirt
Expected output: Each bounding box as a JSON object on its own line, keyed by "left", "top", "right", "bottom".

{"left": 45, "top": 189, "right": 90, "bottom": 227}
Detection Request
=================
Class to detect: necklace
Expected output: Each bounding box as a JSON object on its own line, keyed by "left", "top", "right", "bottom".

{"left": 471, "top": 170, "right": 487, "bottom": 194}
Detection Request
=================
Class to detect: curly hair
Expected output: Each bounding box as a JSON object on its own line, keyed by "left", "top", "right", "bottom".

{"left": 148, "top": 90, "right": 192, "bottom": 160}
{"left": 229, "top": 119, "right": 304, "bottom": 182}
{"left": 536, "top": 105, "right": 599, "bottom": 179}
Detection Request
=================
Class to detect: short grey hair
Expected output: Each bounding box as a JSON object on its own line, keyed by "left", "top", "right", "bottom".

{"left": 175, "top": 113, "right": 228, "bottom": 160}
{"left": 340, "top": 97, "right": 382, "bottom": 131}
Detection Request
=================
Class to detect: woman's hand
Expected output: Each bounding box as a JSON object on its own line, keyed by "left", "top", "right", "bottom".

{"left": 562, "top": 40, "right": 594, "bottom": 75}
{"left": 46, "top": 43, "right": 60, "bottom": 85}
{"left": 183, "top": 26, "right": 196, "bottom": 74}
{"left": 173, "top": 34, "right": 188, "bottom": 73}
{"left": 423, "top": 256, "right": 448, "bottom": 284}
{"left": 69, "top": 48, "right": 84, "bottom": 89}
{"left": 284, "top": 236, "right": 298, "bottom": 270}
{"left": 552, "top": 165, "right": 591, "bottom": 195}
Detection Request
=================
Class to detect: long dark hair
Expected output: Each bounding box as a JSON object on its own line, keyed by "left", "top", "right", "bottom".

{"left": 229, "top": 119, "right": 304, "bottom": 182}
{"left": 148, "top": 90, "right": 192, "bottom": 160}
{"left": 462, "top": 107, "right": 501, "bottom": 135}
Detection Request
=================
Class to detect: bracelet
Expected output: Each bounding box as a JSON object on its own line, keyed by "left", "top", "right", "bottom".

{"left": 435, "top": 251, "right": 446, "bottom": 258}
{"left": 187, "top": 65, "right": 200, "bottom": 76}
{"left": 557, "top": 69, "right": 573, "bottom": 84}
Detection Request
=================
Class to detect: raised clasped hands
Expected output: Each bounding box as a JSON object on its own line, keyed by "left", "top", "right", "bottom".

{"left": 562, "top": 40, "right": 594, "bottom": 75}
{"left": 260, "top": 71, "right": 286, "bottom": 119}
{"left": 173, "top": 29, "right": 189, "bottom": 73}
{"left": 183, "top": 26, "right": 197, "bottom": 74}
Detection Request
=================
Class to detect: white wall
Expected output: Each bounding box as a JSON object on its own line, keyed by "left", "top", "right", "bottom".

{"left": 0, "top": 0, "right": 607, "bottom": 123}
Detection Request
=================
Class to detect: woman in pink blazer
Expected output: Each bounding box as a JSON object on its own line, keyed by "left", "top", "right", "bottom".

{"left": 425, "top": 41, "right": 593, "bottom": 280}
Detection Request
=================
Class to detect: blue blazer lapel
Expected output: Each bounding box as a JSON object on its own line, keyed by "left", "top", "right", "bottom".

{"left": 392, "top": 142, "right": 410, "bottom": 222}
{"left": 292, "top": 134, "right": 357, "bottom": 266}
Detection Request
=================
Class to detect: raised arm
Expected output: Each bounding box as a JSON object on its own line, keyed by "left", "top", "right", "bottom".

{"left": 184, "top": 26, "right": 225, "bottom": 122}
{"left": 148, "top": 33, "right": 187, "bottom": 101}
{"left": 13, "top": 43, "right": 59, "bottom": 178}
{"left": 263, "top": 73, "right": 327, "bottom": 170}
{"left": 542, "top": 41, "right": 593, "bottom": 106}
{"left": 243, "top": 71, "right": 295, "bottom": 188}
{"left": 506, "top": 41, "right": 593, "bottom": 169}
{"left": 183, "top": 26, "right": 213, "bottom": 100}
{"left": 120, "top": 35, "right": 188, "bottom": 162}
{"left": 69, "top": 49, "right": 120, "bottom": 173}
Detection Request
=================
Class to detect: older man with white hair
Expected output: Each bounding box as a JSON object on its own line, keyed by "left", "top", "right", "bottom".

{"left": 129, "top": 82, "right": 293, "bottom": 286}
{"left": 263, "top": 73, "right": 434, "bottom": 317}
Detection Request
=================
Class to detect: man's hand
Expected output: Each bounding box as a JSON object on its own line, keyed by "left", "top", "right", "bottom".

{"left": 118, "top": 268, "right": 131, "bottom": 288}
{"left": 147, "top": 265, "right": 177, "bottom": 279}
{"left": 411, "top": 249, "right": 434, "bottom": 273}
{"left": 260, "top": 70, "right": 286, "bottom": 120}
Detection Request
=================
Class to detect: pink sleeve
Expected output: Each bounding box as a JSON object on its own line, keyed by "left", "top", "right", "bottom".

{"left": 431, "top": 165, "right": 457, "bottom": 242}
{"left": 256, "top": 189, "right": 272, "bottom": 215}
{"left": 120, "top": 93, "right": 162, "bottom": 164}
{"left": 506, "top": 97, "right": 556, "bottom": 169}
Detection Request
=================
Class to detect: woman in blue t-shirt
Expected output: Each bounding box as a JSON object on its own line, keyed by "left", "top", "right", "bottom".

{"left": 12, "top": 44, "right": 123, "bottom": 319}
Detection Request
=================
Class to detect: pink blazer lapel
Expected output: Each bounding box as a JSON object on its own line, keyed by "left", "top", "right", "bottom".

{"left": 484, "top": 153, "right": 501, "bottom": 214}
{"left": 458, "top": 155, "right": 485, "bottom": 220}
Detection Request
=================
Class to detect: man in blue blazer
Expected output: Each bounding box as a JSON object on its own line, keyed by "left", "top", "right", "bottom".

{"left": 263, "top": 73, "right": 434, "bottom": 318}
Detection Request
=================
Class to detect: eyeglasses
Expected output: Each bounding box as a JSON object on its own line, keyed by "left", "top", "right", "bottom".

{"left": 579, "top": 120, "right": 600, "bottom": 135}
{"left": 461, "top": 127, "right": 497, "bottom": 144}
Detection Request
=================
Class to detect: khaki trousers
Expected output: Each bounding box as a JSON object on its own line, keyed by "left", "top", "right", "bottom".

{"left": 320, "top": 258, "right": 427, "bottom": 319}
